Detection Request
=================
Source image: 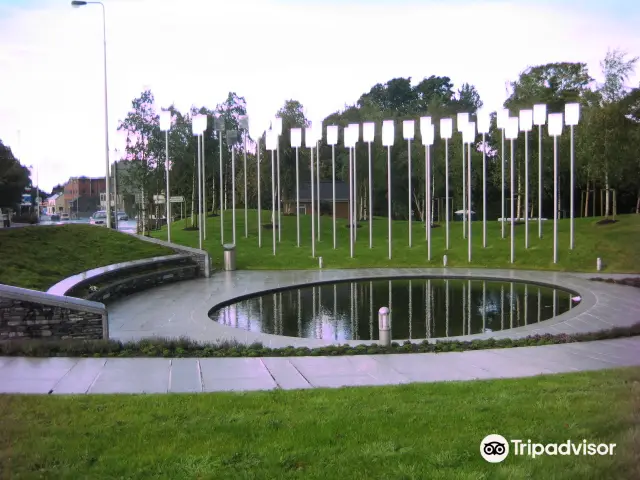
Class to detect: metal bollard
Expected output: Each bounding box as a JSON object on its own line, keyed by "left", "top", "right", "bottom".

{"left": 319, "top": 256, "right": 323, "bottom": 269}
{"left": 443, "top": 254, "right": 448, "bottom": 267}
{"left": 597, "top": 257, "right": 602, "bottom": 271}
{"left": 378, "top": 306, "right": 391, "bottom": 346}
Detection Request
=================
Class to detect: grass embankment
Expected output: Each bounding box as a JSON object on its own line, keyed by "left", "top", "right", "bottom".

{"left": 155, "top": 211, "right": 640, "bottom": 272}
{"left": 1, "top": 367, "right": 639, "bottom": 479}
{"left": 0, "top": 225, "right": 173, "bottom": 290}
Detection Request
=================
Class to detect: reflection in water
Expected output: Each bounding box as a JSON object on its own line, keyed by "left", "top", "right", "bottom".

{"left": 210, "top": 279, "right": 578, "bottom": 341}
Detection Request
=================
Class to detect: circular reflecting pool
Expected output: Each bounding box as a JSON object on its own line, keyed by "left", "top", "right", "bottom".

{"left": 209, "top": 278, "right": 580, "bottom": 341}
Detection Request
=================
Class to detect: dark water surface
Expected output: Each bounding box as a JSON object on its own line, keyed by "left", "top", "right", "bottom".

{"left": 209, "top": 278, "right": 579, "bottom": 341}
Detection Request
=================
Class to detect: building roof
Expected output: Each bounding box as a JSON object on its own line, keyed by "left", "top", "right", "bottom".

{"left": 47, "top": 193, "right": 61, "bottom": 202}
{"left": 297, "top": 180, "right": 349, "bottom": 203}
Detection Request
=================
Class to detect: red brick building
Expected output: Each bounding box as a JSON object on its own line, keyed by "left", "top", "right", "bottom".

{"left": 63, "top": 177, "right": 105, "bottom": 216}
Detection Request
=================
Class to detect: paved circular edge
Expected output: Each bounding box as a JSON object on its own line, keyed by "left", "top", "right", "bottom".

{"left": 106, "top": 268, "right": 640, "bottom": 348}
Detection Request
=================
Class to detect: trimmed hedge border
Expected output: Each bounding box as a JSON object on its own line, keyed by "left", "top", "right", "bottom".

{"left": 1, "top": 322, "right": 639, "bottom": 358}
{"left": 590, "top": 277, "right": 640, "bottom": 289}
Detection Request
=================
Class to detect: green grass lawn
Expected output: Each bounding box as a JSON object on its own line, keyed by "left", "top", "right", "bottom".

{"left": 0, "top": 225, "right": 173, "bottom": 290}
{"left": 1, "top": 367, "right": 638, "bottom": 479}
{"left": 154, "top": 211, "right": 640, "bottom": 273}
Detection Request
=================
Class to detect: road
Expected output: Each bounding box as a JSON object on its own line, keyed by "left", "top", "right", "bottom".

{"left": 37, "top": 216, "right": 138, "bottom": 234}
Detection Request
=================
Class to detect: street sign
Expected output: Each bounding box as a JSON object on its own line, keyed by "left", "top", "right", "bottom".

{"left": 35, "top": 197, "right": 42, "bottom": 203}
{"left": 169, "top": 196, "right": 185, "bottom": 203}
{"left": 153, "top": 194, "right": 165, "bottom": 205}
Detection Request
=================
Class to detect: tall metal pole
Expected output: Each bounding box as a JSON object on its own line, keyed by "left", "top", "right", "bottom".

{"left": 445, "top": 138, "right": 449, "bottom": 250}
{"left": 501, "top": 128, "right": 505, "bottom": 238}
{"left": 353, "top": 144, "right": 357, "bottom": 241}
{"left": 349, "top": 147, "right": 354, "bottom": 258}
{"left": 317, "top": 141, "right": 321, "bottom": 241}
{"left": 332, "top": 144, "right": 336, "bottom": 249}
{"left": 310, "top": 146, "right": 316, "bottom": 258}
{"left": 368, "top": 141, "right": 372, "bottom": 248}
{"left": 232, "top": 145, "right": 236, "bottom": 245}
{"left": 510, "top": 138, "right": 515, "bottom": 263}
{"left": 271, "top": 149, "right": 276, "bottom": 255}
{"left": 553, "top": 136, "right": 558, "bottom": 263}
{"left": 196, "top": 134, "right": 203, "bottom": 250}
{"left": 524, "top": 130, "right": 529, "bottom": 248}
{"left": 277, "top": 142, "right": 281, "bottom": 242}
{"left": 462, "top": 137, "right": 466, "bottom": 238}
{"left": 468, "top": 141, "right": 472, "bottom": 263}
{"left": 257, "top": 137, "right": 262, "bottom": 248}
{"left": 219, "top": 132, "right": 224, "bottom": 245}
{"left": 244, "top": 133, "right": 248, "bottom": 238}
{"left": 165, "top": 130, "right": 171, "bottom": 242}
{"left": 295, "top": 146, "right": 300, "bottom": 247}
{"left": 570, "top": 124, "right": 575, "bottom": 249}
{"left": 482, "top": 132, "right": 486, "bottom": 248}
{"left": 201, "top": 134, "right": 206, "bottom": 240}
{"left": 98, "top": 3, "right": 111, "bottom": 229}
{"left": 426, "top": 144, "right": 431, "bottom": 261}
{"left": 538, "top": 125, "right": 543, "bottom": 238}
{"left": 387, "top": 146, "right": 392, "bottom": 260}
{"left": 407, "top": 138, "right": 412, "bottom": 247}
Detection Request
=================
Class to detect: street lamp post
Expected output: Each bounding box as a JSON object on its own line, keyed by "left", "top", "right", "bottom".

{"left": 463, "top": 121, "right": 476, "bottom": 263}
{"left": 519, "top": 109, "right": 533, "bottom": 248}
{"left": 403, "top": 120, "right": 415, "bottom": 247}
{"left": 265, "top": 129, "right": 278, "bottom": 255}
{"left": 505, "top": 117, "right": 519, "bottom": 264}
{"left": 290, "top": 127, "right": 302, "bottom": 247}
{"left": 362, "top": 122, "right": 375, "bottom": 249}
{"left": 71, "top": 0, "right": 111, "bottom": 228}
{"left": 533, "top": 104, "right": 547, "bottom": 238}
{"left": 382, "top": 120, "right": 395, "bottom": 260}
{"left": 477, "top": 110, "right": 491, "bottom": 248}
{"left": 456, "top": 112, "right": 469, "bottom": 238}
{"left": 548, "top": 113, "right": 564, "bottom": 264}
{"left": 420, "top": 117, "right": 434, "bottom": 261}
{"left": 348, "top": 123, "right": 360, "bottom": 250}
{"left": 192, "top": 114, "right": 206, "bottom": 249}
{"left": 497, "top": 109, "right": 509, "bottom": 238}
{"left": 327, "top": 125, "right": 339, "bottom": 249}
{"left": 439, "top": 118, "right": 453, "bottom": 249}
{"left": 565, "top": 103, "right": 580, "bottom": 250}
{"left": 201, "top": 116, "right": 207, "bottom": 240}
{"left": 159, "top": 110, "right": 172, "bottom": 242}
{"left": 228, "top": 130, "right": 238, "bottom": 245}
{"left": 305, "top": 125, "right": 317, "bottom": 258}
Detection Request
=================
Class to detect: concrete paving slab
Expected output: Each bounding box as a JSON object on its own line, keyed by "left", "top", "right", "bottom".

{"left": 198, "top": 358, "right": 276, "bottom": 392}
{"left": 260, "top": 358, "right": 312, "bottom": 390}
{"left": 0, "top": 357, "right": 78, "bottom": 381}
{"left": 53, "top": 358, "right": 107, "bottom": 394}
{"left": 202, "top": 377, "right": 277, "bottom": 392}
{"left": 169, "top": 359, "right": 202, "bottom": 393}
{"left": 89, "top": 358, "right": 170, "bottom": 394}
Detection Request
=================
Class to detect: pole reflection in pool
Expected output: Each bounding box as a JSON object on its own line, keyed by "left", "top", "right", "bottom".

{"left": 427, "top": 279, "right": 432, "bottom": 338}
{"left": 312, "top": 286, "right": 317, "bottom": 339}
{"left": 259, "top": 297, "right": 263, "bottom": 328}
{"left": 501, "top": 285, "right": 504, "bottom": 330}
{"left": 247, "top": 299, "right": 252, "bottom": 330}
{"left": 510, "top": 282, "right": 514, "bottom": 328}
{"left": 272, "top": 293, "right": 277, "bottom": 335}
{"left": 297, "top": 289, "right": 302, "bottom": 337}
{"left": 232, "top": 304, "right": 237, "bottom": 328}
{"left": 388, "top": 280, "right": 393, "bottom": 330}
{"left": 553, "top": 289, "right": 557, "bottom": 317}
{"left": 369, "top": 281, "right": 373, "bottom": 340}
{"left": 524, "top": 284, "right": 528, "bottom": 325}
{"left": 462, "top": 281, "right": 466, "bottom": 335}
{"left": 334, "top": 284, "right": 338, "bottom": 340}
{"left": 444, "top": 279, "right": 448, "bottom": 338}
{"left": 408, "top": 280, "right": 413, "bottom": 339}
{"left": 279, "top": 293, "right": 283, "bottom": 336}
{"left": 537, "top": 288, "right": 541, "bottom": 322}
{"left": 353, "top": 283, "right": 357, "bottom": 340}
{"left": 467, "top": 279, "right": 471, "bottom": 334}
{"left": 482, "top": 281, "right": 486, "bottom": 332}
{"left": 319, "top": 285, "right": 323, "bottom": 339}
{"left": 349, "top": 283, "right": 354, "bottom": 336}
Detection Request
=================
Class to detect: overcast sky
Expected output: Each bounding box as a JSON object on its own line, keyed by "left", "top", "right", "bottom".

{"left": 1, "top": 0, "right": 639, "bottom": 191}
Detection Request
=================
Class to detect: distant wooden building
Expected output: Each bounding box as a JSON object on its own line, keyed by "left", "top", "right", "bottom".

{"left": 284, "top": 180, "right": 350, "bottom": 219}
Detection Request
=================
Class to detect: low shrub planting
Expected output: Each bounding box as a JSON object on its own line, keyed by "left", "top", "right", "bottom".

{"left": 591, "top": 276, "right": 640, "bottom": 289}
{"left": 2, "top": 321, "right": 639, "bottom": 358}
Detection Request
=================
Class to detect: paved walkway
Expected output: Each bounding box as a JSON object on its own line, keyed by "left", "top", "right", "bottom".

{"left": 108, "top": 268, "right": 640, "bottom": 348}
{"left": 1, "top": 337, "right": 638, "bottom": 394}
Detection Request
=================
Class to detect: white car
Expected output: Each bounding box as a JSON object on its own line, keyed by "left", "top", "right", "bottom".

{"left": 60, "top": 213, "right": 70, "bottom": 221}
{"left": 89, "top": 210, "right": 109, "bottom": 226}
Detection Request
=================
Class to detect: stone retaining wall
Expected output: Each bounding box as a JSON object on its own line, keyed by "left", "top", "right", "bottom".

{"left": 132, "top": 234, "right": 212, "bottom": 277}
{"left": 0, "top": 284, "right": 108, "bottom": 340}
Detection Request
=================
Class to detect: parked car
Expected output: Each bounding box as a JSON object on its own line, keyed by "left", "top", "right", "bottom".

{"left": 117, "top": 211, "right": 129, "bottom": 221}
{"left": 89, "top": 210, "right": 116, "bottom": 227}
{"left": 50, "top": 214, "right": 61, "bottom": 222}
{"left": 60, "top": 213, "right": 70, "bottom": 221}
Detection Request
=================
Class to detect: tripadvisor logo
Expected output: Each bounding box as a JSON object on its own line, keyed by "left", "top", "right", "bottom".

{"left": 480, "top": 434, "right": 616, "bottom": 463}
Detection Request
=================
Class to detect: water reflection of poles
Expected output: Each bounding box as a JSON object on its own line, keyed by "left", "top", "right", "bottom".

{"left": 553, "top": 289, "right": 557, "bottom": 317}
{"left": 467, "top": 280, "right": 471, "bottom": 334}
{"left": 408, "top": 280, "right": 413, "bottom": 339}
{"left": 259, "top": 297, "right": 263, "bottom": 326}
{"left": 272, "top": 293, "right": 278, "bottom": 335}
{"left": 312, "top": 286, "right": 317, "bottom": 339}
{"left": 388, "top": 280, "right": 393, "bottom": 330}
{"left": 524, "top": 284, "right": 528, "bottom": 325}
{"left": 444, "top": 279, "right": 448, "bottom": 337}
{"left": 353, "top": 285, "right": 357, "bottom": 340}
{"left": 369, "top": 282, "right": 373, "bottom": 340}
{"left": 279, "top": 293, "right": 283, "bottom": 336}
{"left": 482, "top": 281, "right": 486, "bottom": 332}
{"left": 510, "top": 283, "right": 514, "bottom": 328}
{"left": 247, "top": 300, "right": 251, "bottom": 331}
{"left": 500, "top": 285, "right": 504, "bottom": 330}
{"left": 462, "top": 282, "right": 466, "bottom": 335}
{"left": 427, "top": 279, "right": 432, "bottom": 338}
{"left": 318, "top": 285, "right": 323, "bottom": 339}
{"left": 334, "top": 284, "right": 338, "bottom": 341}
{"left": 537, "top": 288, "right": 541, "bottom": 322}
{"left": 297, "top": 290, "right": 302, "bottom": 337}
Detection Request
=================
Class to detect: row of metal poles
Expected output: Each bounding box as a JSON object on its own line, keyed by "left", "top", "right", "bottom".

{"left": 163, "top": 108, "right": 577, "bottom": 267}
